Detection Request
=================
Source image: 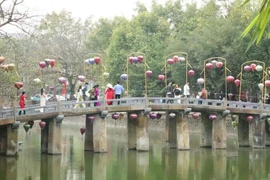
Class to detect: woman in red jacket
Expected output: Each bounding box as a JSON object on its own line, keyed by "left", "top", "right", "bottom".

{"left": 105, "top": 84, "right": 114, "bottom": 105}
{"left": 19, "top": 91, "right": 26, "bottom": 115}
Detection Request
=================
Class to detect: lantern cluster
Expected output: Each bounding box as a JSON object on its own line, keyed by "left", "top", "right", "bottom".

{"left": 205, "top": 61, "right": 224, "bottom": 69}
{"left": 129, "top": 56, "right": 144, "bottom": 64}
{"left": 39, "top": 59, "right": 56, "bottom": 69}
{"left": 84, "top": 57, "right": 101, "bottom": 65}
{"left": 167, "top": 56, "right": 185, "bottom": 65}
{"left": 243, "top": 64, "right": 263, "bottom": 72}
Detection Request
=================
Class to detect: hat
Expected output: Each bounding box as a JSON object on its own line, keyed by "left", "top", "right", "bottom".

{"left": 107, "top": 83, "right": 113, "bottom": 89}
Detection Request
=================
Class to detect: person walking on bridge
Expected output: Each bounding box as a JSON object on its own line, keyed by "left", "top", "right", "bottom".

{"left": 105, "top": 83, "right": 114, "bottom": 105}
{"left": 114, "top": 81, "right": 125, "bottom": 105}
{"left": 40, "top": 88, "right": 46, "bottom": 112}
{"left": 19, "top": 91, "right": 26, "bottom": 115}
{"left": 183, "top": 82, "right": 190, "bottom": 98}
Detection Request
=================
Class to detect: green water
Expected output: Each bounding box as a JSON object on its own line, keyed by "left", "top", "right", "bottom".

{"left": 1, "top": 122, "right": 270, "bottom": 180}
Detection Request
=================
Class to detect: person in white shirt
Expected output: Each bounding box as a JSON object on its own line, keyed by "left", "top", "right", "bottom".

{"left": 183, "top": 82, "right": 190, "bottom": 97}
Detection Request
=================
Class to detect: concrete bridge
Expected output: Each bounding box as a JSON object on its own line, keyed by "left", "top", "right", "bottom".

{"left": 1, "top": 97, "right": 270, "bottom": 156}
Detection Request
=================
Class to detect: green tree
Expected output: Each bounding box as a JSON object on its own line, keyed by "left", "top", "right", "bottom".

{"left": 35, "top": 11, "right": 92, "bottom": 97}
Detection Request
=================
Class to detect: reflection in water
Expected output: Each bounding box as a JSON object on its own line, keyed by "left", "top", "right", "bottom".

{"left": 2, "top": 122, "right": 270, "bottom": 180}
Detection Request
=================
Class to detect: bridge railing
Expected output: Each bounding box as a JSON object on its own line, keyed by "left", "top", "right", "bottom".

{"left": 1, "top": 97, "right": 270, "bottom": 121}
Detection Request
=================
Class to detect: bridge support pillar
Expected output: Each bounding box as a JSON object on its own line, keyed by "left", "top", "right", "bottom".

{"left": 128, "top": 111, "right": 149, "bottom": 151}
{"left": 265, "top": 120, "right": 270, "bottom": 146}
{"left": 200, "top": 112, "right": 212, "bottom": 148}
{"left": 41, "top": 115, "right": 63, "bottom": 155}
{"left": 212, "top": 113, "right": 227, "bottom": 149}
{"left": 238, "top": 115, "right": 250, "bottom": 147}
{"left": 176, "top": 112, "right": 190, "bottom": 150}
{"left": 85, "top": 115, "right": 94, "bottom": 151}
{"left": 165, "top": 110, "right": 170, "bottom": 146}
{"left": 0, "top": 123, "right": 19, "bottom": 156}
{"left": 136, "top": 111, "right": 149, "bottom": 151}
{"left": 93, "top": 113, "right": 107, "bottom": 153}
{"left": 253, "top": 115, "right": 265, "bottom": 148}
{"left": 168, "top": 112, "right": 177, "bottom": 149}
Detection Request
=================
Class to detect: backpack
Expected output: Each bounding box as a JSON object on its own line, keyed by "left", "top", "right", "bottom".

{"left": 174, "top": 88, "right": 181, "bottom": 96}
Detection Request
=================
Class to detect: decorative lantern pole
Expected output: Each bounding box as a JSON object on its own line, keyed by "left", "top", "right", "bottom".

{"left": 83, "top": 53, "right": 106, "bottom": 88}
{"left": 40, "top": 55, "right": 61, "bottom": 101}
{"left": 126, "top": 52, "right": 149, "bottom": 97}
{"left": 237, "top": 60, "right": 265, "bottom": 103}
{"left": 200, "top": 57, "right": 230, "bottom": 103}
{"left": 163, "top": 52, "right": 191, "bottom": 88}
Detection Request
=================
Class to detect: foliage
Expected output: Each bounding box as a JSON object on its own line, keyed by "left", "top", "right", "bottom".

{"left": 241, "top": 0, "right": 270, "bottom": 47}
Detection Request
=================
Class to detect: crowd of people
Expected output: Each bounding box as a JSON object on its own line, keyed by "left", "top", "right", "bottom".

{"left": 74, "top": 81, "right": 125, "bottom": 108}
{"left": 165, "top": 81, "right": 208, "bottom": 104}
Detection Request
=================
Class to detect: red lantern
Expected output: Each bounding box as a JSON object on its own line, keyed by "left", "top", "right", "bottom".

{"left": 226, "top": 76, "right": 235, "bottom": 83}
{"left": 206, "top": 63, "right": 213, "bottom": 69}
{"left": 146, "top": 70, "right": 152, "bottom": 78}
{"left": 188, "top": 70, "right": 195, "bottom": 77}
{"left": 129, "top": 57, "right": 133, "bottom": 64}
{"left": 138, "top": 56, "right": 143, "bottom": 63}
{"left": 173, "top": 56, "right": 179, "bottom": 63}
{"left": 247, "top": 116, "right": 253, "bottom": 123}
{"left": 192, "top": 113, "right": 200, "bottom": 119}
{"left": 129, "top": 113, "right": 138, "bottom": 120}
{"left": 39, "top": 121, "right": 46, "bottom": 130}
{"left": 167, "top": 59, "right": 174, "bottom": 65}
{"left": 265, "top": 80, "right": 270, "bottom": 87}
{"left": 158, "top": 75, "right": 165, "bottom": 80}
{"left": 39, "top": 61, "right": 46, "bottom": 68}
{"left": 250, "top": 63, "right": 256, "bottom": 72}
{"left": 94, "top": 57, "right": 101, "bottom": 65}
{"left": 80, "top": 127, "right": 86, "bottom": 135}
{"left": 216, "top": 62, "right": 223, "bottom": 68}
{"left": 234, "top": 79, "right": 240, "bottom": 87}
{"left": 244, "top": 65, "right": 251, "bottom": 72}
{"left": 14, "top": 82, "right": 23, "bottom": 89}
{"left": 49, "top": 59, "right": 56, "bottom": 67}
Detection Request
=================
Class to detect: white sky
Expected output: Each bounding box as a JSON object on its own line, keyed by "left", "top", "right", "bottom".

{"left": 23, "top": 0, "right": 168, "bottom": 20}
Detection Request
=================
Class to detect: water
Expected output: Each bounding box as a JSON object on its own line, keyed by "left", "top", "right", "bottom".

{"left": 1, "top": 121, "right": 270, "bottom": 180}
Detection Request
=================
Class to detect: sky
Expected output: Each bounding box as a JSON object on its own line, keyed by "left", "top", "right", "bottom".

{"left": 23, "top": 0, "right": 169, "bottom": 20}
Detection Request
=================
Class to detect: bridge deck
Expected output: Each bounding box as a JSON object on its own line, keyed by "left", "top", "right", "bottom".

{"left": 1, "top": 97, "right": 269, "bottom": 124}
